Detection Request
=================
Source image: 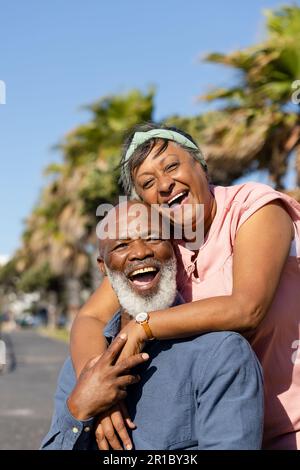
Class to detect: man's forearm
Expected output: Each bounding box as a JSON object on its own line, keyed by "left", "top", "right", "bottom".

{"left": 40, "top": 357, "right": 96, "bottom": 450}
{"left": 70, "top": 316, "right": 108, "bottom": 377}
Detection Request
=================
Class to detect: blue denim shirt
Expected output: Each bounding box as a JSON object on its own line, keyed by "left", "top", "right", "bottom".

{"left": 41, "top": 301, "right": 264, "bottom": 450}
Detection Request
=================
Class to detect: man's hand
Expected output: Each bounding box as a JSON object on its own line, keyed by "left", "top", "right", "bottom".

{"left": 93, "top": 315, "right": 149, "bottom": 450}
{"left": 67, "top": 333, "right": 149, "bottom": 421}
{"left": 95, "top": 401, "right": 136, "bottom": 450}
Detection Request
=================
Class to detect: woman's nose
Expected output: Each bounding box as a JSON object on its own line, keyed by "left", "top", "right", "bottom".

{"left": 157, "top": 175, "right": 175, "bottom": 194}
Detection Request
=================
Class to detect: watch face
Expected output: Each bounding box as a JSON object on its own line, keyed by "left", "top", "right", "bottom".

{"left": 136, "top": 312, "right": 148, "bottom": 323}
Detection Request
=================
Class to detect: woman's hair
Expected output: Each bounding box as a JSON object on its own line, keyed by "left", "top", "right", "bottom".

{"left": 119, "top": 121, "right": 207, "bottom": 197}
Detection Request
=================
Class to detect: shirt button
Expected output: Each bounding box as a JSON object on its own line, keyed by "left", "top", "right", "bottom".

{"left": 72, "top": 427, "right": 79, "bottom": 434}
{"left": 84, "top": 426, "right": 90, "bottom": 432}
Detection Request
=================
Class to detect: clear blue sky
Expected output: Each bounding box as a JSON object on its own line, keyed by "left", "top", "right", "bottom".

{"left": 0, "top": 0, "right": 295, "bottom": 257}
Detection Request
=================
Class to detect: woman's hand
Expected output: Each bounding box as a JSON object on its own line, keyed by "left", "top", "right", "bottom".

{"left": 95, "top": 401, "right": 136, "bottom": 450}
{"left": 116, "top": 317, "right": 148, "bottom": 363}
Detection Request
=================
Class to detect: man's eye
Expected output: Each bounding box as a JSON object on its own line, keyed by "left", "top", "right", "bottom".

{"left": 113, "top": 243, "right": 128, "bottom": 250}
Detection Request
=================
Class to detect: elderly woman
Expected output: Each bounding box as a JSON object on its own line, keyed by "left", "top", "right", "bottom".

{"left": 71, "top": 122, "right": 300, "bottom": 450}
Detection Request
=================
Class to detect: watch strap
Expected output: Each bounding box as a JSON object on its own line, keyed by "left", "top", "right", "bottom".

{"left": 140, "top": 320, "right": 155, "bottom": 340}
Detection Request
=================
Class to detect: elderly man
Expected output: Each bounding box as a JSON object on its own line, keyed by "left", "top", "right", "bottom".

{"left": 41, "top": 201, "right": 264, "bottom": 450}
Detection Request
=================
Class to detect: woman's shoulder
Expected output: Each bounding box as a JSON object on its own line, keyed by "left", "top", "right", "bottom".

{"left": 214, "top": 181, "right": 300, "bottom": 216}
{"left": 212, "top": 181, "right": 300, "bottom": 247}
{"left": 215, "top": 181, "right": 279, "bottom": 206}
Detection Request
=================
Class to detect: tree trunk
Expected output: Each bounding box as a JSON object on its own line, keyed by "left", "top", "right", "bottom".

{"left": 90, "top": 248, "right": 103, "bottom": 291}
{"left": 46, "top": 291, "right": 59, "bottom": 329}
{"left": 65, "top": 277, "right": 81, "bottom": 329}
{"left": 269, "top": 135, "right": 289, "bottom": 190}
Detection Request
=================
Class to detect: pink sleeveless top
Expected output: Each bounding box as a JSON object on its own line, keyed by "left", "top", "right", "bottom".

{"left": 174, "top": 182, "right": 300, "bottom": 449}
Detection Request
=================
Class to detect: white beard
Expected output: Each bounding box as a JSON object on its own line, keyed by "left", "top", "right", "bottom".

{"left": 105, "top": 256, "right": 177, "bottom": 318}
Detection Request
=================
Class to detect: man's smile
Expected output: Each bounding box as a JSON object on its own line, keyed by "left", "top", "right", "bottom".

{"left": 126, "top": 263, "right": 161, "bottom": 293}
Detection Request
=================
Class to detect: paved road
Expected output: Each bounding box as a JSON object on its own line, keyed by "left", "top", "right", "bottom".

{"left": 0, "top": 329, "right": 68, "bottom": 450}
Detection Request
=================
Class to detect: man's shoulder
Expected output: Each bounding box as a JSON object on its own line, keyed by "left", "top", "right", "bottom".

{"left": 191, "top": 331, "right": 262, "bottom": 379}
{"left": 157, "top": 331, "right": 255, "bottom": 370}
{"left": 190, "top": 331, "right": 255, "bottom": 363}
{"left": 197, "top": 330, "right": 246, "bottom": 344}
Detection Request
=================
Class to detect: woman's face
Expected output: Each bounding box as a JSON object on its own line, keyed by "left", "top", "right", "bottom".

{"left": 133, "top": 141, "right": 216, "bottom": 233}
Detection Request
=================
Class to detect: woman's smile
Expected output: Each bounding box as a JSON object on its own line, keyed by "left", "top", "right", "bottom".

{"left": 165, "top": 190, "right": 190, "bottom": 209}
{"left": 134, "top": 141, "right": 215, "bottom": 236}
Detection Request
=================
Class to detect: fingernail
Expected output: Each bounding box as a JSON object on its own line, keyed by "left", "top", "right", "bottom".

{"left": 126, "top": 444, "right": 132, "bottom": 450}
{"left": 142, "top": 353, "right": 149, "bottom": 360}
{"left": 120, "top": 333, "right": 127, "bottom": 339}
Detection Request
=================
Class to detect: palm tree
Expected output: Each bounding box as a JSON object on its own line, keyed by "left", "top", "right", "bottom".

{"left": 14, "top": 89, "right": 155, "bottom": 323}
{"left": 194, "top": 5, "right": 300, "bottom": 193}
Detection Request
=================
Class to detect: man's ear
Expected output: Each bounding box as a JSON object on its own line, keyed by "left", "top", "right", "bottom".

{"left": 97, "top": 256, "right": 107, "bottom": 276}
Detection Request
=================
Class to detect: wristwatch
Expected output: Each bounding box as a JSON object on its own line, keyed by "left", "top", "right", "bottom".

{"left": 135, "top": 312, "right": 155, "bottom": 340}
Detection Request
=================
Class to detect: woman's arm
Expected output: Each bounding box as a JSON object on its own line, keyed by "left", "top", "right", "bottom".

{"left": 70, "top": 276, "right": 120, "bottom": 377}
{"left": 118, "top": 201, "right": 294, "bottom": 357}
{"left": 151, "top": 201, "right": 294, "bottom": 336}
{"left": 70, "top": 201, "right": 293, "bottom": 369}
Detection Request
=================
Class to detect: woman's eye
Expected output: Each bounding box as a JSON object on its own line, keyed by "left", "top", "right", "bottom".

{"left": 165, "top": 162, "right": 179, "bottom": 172}
{"left": 143, "top": 179, "right": 154, "bottom": 189}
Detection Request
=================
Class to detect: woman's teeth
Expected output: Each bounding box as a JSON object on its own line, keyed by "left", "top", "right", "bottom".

{"left": 168, "top": 191, "right": 188, "bottom": 208}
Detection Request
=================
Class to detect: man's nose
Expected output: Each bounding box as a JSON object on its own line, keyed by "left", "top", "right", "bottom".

{"left": 157, "top": 174, "right": 175, "bottom": 194}
{"left": 128, "top": 239, "right": 154, "bottom": 261}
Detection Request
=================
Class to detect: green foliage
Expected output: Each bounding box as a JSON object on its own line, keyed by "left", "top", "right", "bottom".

{"left": 16, "top": 89, "right": 155, "bottom": 286}
{"left": 43, "top": 163, "right": 64, "bottom": 176}
{"left": 17, "top": 262, "right": 59, "bottom": 293}
{"left": 79, "top": 160, "right": 121, "bottom": 219}
{"left": 0, "top": 259, "right": 19, "bottom": 292}
{"left": 203, "top": 6, "right": 300, "bottom": 108}
{"left": 198, "top": 4, "right": 300, "bottom": 188}
{"left": 59, "top": 88, "right": 154, "bottom": 169}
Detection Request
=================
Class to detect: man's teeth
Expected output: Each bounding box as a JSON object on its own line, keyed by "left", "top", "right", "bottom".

{"left": 168, "top": 191, "right": 186, "bottom": 206}
{"left": 130, "top": 267, "right": 157, "bottom": 277}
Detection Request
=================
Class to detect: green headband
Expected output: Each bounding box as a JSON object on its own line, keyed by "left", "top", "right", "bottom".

{"left": 122, "top": 129, "right": 207, "bottom": 194}
{"left": 125, "top": 129, "right": 201, "bottom": 162}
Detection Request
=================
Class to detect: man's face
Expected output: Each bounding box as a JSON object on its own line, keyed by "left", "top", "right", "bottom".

{"left": 98, "top": 202, "right": 177, "bottom": 317}
{"left": 99, "top": 202, "right": 174, "bottom": 295}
